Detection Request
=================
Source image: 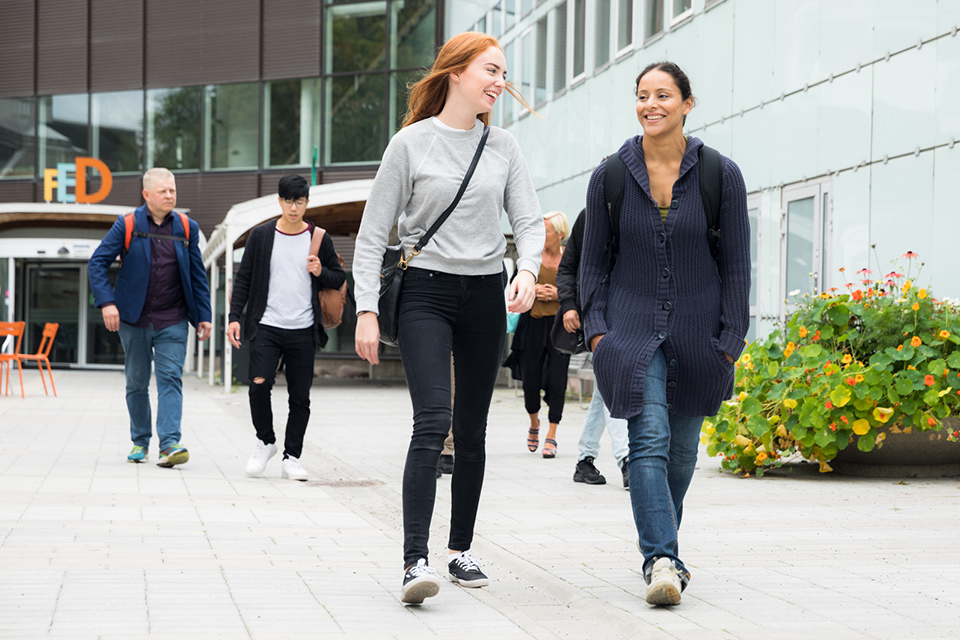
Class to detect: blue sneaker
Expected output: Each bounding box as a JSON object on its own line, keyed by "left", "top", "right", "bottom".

{"left": 157, "top": 443, "right": 189, "bottom": 468}
{"left": 127, "top": 445, "right": 147, "bottom": 463}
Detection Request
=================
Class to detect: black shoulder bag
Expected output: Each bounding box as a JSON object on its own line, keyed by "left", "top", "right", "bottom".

{"left": 378, "top": 125, "right": 490, "bottom": 346}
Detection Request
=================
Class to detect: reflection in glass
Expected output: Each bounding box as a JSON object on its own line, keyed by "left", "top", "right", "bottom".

{"left": 748, "top": 207, "right": 758, "bottom": 307}
{"left": 87, "top": 264, "right": 123, "bottom": 365}
{"left": 91, "top": 91, "right": 143, "bottom": 173}
{"left": 521, "top": 0, "right": 532, "bottom": 16}
{"left": 535, "top": 18, "right": 547, "bottom": 105}
{"left": 646, "top": 0, "right": 663, "bottom": 38}
{"left": 822, "top": 192, "right": 829, "bottom": 282}
{"left": 505, "top": 0, "right": 515, "bottom": 30}
{"left": 786, "top": 196, "right": 815, "bottom": 295}
{"left": 39, "top": 94, "right": 88, "bottom": 172}
{"left": 595, "top": 0, "right": 610, "bottom": 68}
{"left": 617, "top": 0, "right": 633, "bottom": 50}
{"left": 327, "top": 2, "right": 388, "bottom": 74}
{"left": 503, "top": 41, "right": 515, "bottom": 125}
{"left": 147, "top": 87, "right": 201, "bottom": 171}
{"left": 554, "top": 2, "right": 567, "bottom": 94}
{"left": 672, "top": 0, "right": 692, "bottom": 19}
{"left": 204, "top": 83, "right": 259, "bottom": 170}
{"left": 264, "top": 79, "right": 321, "bottom": 168}
{"left": 520, "top": 30, "right": 533, "bottom": 108}
{"left": 326, "top": 74, "right": 386, "bottom": 164}
{"left": 491, "top": 2, "right": 502, "bottom": 37}
{"left": 0, "top": 97, "right": 37, "bottom": 178}
{"left": 391, "top": 71, "right": 421, "bottom": 133}
{"left": 573, "top": 0, "right": 585, "bottom": 77}
{"left": 393, "top": 0, "right": 436, "bottom": 70}
{"left": 27, "top": 265, "right": 79, "bottom": 365}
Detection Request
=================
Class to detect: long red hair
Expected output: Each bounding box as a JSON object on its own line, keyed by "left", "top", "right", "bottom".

{"left": 402, "top": 32, "right": 533, "bottom": 128}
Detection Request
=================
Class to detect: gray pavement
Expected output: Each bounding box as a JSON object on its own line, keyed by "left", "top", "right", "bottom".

{"left": 1, "top": 370, "right": 959, "bottom": 640}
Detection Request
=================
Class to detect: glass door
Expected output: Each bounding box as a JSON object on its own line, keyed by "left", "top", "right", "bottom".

{"left": 25, "top": 264, "right": 81, "bottom": 365}
{"left": 780, "top": 180, "right": 832, "bottom": 318}
{"left": 83, "top": 263, "right": 124, "bottom": 365}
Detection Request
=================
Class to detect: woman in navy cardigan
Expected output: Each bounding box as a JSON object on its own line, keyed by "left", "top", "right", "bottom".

{"left": 580, "top": 62, "right": 750, "bottom": 606}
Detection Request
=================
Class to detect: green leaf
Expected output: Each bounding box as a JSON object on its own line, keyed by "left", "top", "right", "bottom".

{"left": 923, "top": 389, "right": 939, "bottom": 406}
{"left": 928, "top": 359, "right": 946, "bottom": 374}
{"left": 857, "top": 433, "right": 876, "bottom": 452}
{"left": 741, "top": 396, "right": 762, "bottom": 416}
{"left": 747, "top": 415, "right": 770, "bottom": 437}
{"left": 887, "top": 388, "right": 901, "bottom": 404}
{"left": 854, "top": 397, "right": 873, "bottom": 411}
{"left": 800, "top": 344, "right": 823, "bottom": 358}
{"left": 827, "top": 304, "right": 850, "bottom": 326}
{"left": 946, "top": 352, "right": 960, "bottom": 368}
{"left": 820, "top": 324, "right": 835, "bottom": 340}
{"left": 895, "top": 376, "right": 914, "bottom": 396}
{"left": 766, "top": 343, "right": 783, "bottom": 359}
{"left": 870, "top": 352, "right": 894, "bottom": 369}
{"left": 815, "top": 429, "right": 835, "bottom": 447}
{"left": 901, "top": 400, "right": 918, "bottom": 415}
{"left": 767, "top": 362, "right": 780, "bottom": 377}
{"left": 821, "top": 443, "right": 839, "bottom": 459}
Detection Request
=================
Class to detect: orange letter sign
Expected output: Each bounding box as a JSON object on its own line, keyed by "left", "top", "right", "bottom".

{"left": 75, "top": 157, "right": 113, "bottom": 204}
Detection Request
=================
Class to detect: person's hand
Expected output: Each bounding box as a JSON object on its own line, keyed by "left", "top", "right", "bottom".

{"left": 355, "top": 312, "right": 381, "bottom": 365}
{"left": 536, "top": 283, "right": 558, "bottom": 302}
{"left": 227, "top": 321, "right": 242, "bottom": 349}
{"left": 197, "top": 321, "right": 212, "bottom": 342}
{"left": 101, "top": 304, "right": 120, "bottom": 332}
{"left": 563, "top": 309, "right": 581, "bottom": 333}
{"left": 724, "top": 352, "right": 734, "bottom": 363}
{"left": 590, "top": 334, "right": 605, "bottom": 351}
{"left": 507, "top": 270, "right": 536, "bottom": 313}
{"left": 306, "top": 254, "right": 322, "bottom": 276}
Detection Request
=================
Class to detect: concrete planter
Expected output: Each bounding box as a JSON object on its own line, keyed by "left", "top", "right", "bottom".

{"left": 831, "top": 417, "right": 960, "bottom": 477}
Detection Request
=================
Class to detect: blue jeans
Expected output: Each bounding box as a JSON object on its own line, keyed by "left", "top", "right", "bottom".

{"left": 626, "top": 347, "right": 704, "bottom": 579}
{"left": 118, "top": 320, "right": 188, "bottom": 452}
{"left": 578, "top": 383, "right": 629, "bottom": 466}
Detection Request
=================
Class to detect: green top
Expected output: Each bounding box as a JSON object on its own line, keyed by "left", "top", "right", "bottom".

{"left": 659, "top": 206, "right": 670, "bottom": 222}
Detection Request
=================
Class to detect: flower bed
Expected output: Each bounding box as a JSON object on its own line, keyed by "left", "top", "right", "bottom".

{"left": 703, "top": 252, "right": 960, "bottom": 477}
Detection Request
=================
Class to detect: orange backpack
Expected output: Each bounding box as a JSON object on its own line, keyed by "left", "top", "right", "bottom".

{"left": 122, "top": 211, "right": 190, "bottom": 254}
{"left": 309, "top": 226, "right": 347, "bottom": 330}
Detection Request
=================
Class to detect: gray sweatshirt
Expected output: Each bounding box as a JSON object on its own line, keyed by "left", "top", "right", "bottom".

{"left": 353, "top": 116, "right": 545, "bottom": 314}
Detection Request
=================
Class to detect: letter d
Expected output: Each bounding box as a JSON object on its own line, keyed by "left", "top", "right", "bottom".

{"left": 76, "top": 157, "right": 113, "bottom": 204}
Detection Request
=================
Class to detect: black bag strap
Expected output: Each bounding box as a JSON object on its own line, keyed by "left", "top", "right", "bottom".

{"left": 131, "top": 231, "right": 189, "bottom": 247}
{"left": 603, "top": 151, "right": 626, "bottom": 269}
{"left": 401, "top": 125, "right": 490, "bottom": 268}
{"left": 698, "top": 144, "right": 722, "bottom": 262}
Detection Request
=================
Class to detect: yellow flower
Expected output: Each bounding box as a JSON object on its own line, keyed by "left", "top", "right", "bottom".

{"left": 734, "top": 435, "right": 752, "bottom": 447}
{"left": 741, "top": 353, "right": 752, "bottom": 364}
{"left": 940, "top": 330, "right": 950, "bottom": 339}
{"left": 855, "top": 374, "right": 864, "bottom": 383}
{"left": 911, "top": 336, "right": 922, "bottom": 348}
{"left": 912, "top": 303, "right": 920, "bottom": 311}
{"left": 783, "top": 398, "right": 798, "bottom": 409}
{"left": 918, "top": 288, "right": 927, "bottom": 299}
{"left": 903, "top": 280, "right": 912, "bottom": 293}
{"left": 755, "top": 452, "right": 768, "bottom": 463}
{"left": 799, "top": 326, "right": 808, "bottom": 338}
{"left": 873, "top": 407, "right": 894, "bottom": 423}
{"left": 852, "top": 419, "right": 871, "bottom": 435}
{"left": 841, "top": 354, "right": 852, "bottom": 364}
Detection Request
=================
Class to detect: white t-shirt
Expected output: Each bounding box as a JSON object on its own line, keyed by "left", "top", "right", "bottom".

{"left": 260, "top": 227, "right": 314, "bottom": 330}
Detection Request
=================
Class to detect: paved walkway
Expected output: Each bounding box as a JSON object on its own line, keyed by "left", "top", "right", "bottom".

{"left": 1, "top": 370, "right": 959, "bottom": 639}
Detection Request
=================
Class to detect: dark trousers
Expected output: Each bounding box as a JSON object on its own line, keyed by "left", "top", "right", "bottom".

{"left": 396, "top": 267, "right": 506, "bottom": 567}
{"left": 248, "top": 324, "right": 315, "bottom": 459}
{"left": 520, "top": 314, "right": 570, "bottom": 424}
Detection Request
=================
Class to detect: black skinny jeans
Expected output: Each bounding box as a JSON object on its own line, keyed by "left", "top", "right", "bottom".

{"left": 520, "top": 314, "right": 570, "bottom": 424}
{"left": 396, "top": 267, "right": 506, "bottom": 567}
{"left": 248, "top": 324, "right": 315, "bottom": 459}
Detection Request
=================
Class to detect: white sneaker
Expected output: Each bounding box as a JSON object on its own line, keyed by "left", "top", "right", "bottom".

{"left": 281, "top": 455, "right": 308, "bottom": 481}
{"left": 245, "top": 441, "right": 277, "bottom": 477}
{"left": 401, "top": 558, "right": 441, "bottom": 604}
{"left": 645, "top": 557, "right": 683, "bottom": 606}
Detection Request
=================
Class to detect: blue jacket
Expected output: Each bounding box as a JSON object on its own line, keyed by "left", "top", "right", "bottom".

{"left": 88, "top": 205, "right": 212, "bottom": 328}
{"left": 581, "top": 136, "right": 750, "bottom": 419}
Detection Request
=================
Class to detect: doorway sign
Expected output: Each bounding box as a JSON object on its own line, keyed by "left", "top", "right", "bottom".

{"left": 43, "top": 157, "right": 113, "bottom": 204}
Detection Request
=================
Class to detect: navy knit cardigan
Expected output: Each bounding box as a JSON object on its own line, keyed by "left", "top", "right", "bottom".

{"left": 580, "top": 136, "right": 750, "bottom": 420}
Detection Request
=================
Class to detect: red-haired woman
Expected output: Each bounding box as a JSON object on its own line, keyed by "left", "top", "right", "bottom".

{"left": 352, "top": 32, "right": 544, "bottom": 605}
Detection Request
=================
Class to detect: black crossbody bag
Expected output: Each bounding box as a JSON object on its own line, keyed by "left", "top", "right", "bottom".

{"left": 378, "top": 125, "right": 490, "bottom": 346}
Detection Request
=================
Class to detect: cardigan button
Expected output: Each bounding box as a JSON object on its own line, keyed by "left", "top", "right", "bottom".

{"left": 667, "top": 380, "right": 677, "bottom": 388}
{"left": 669, "top": 359, "right": 678, "bottom": 367}
{"left": 658, "top": 233, "right": 666, "bottom": 244}
{"left": 661, "top": 268, "right": 670, "bottom": 278}
{"left": 662, "top": 302, "right": 673, "bottom": 311}
{"left": 657, "top": 330, "right": 666, "bottom": 340}
{"left": 670, "top": 200, "right": 679, "bottom": 209}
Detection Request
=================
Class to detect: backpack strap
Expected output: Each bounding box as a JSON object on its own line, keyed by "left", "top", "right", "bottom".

{"left": 123, "top": 212, "right": 136, "bottom": 254}
{"left": 124, "top": 210, "right": 192, "bottom": 250}
{"left": 698, "top": 144, "right": 723, "bottom": 262}
{"left": 175, "top": 211, "right": 190, "bottom": 243}
{"left": 602, "top": 151, "right": 626, "bottom": 270}
{"left": 309, "top": 224, "right": 325, "bottom": 258}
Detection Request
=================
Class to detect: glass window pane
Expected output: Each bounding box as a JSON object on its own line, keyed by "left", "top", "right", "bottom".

{"left": 391, "top": 70, "right": 421, "bottom": 133}
{"left": 326, "top": 73, "right": 386, "bottom": 165}
{"left": 748, "top": 207, "right": 758, "bottom": 307}
{"left": 554, "top": 2, "right": 567, "bottom": 94}
{"left": 573, "top": 0, "right": 585, "bottom": 77}
{"left": 822, "top": 192, "right": 829, "bottom": 279}
{"left": 786, "top": 196, "right": 815, "bottom": 295}
{"left": 39, "top": 94, "right": 88, "bottom": 173}
{"left": 535, "top": 18, "right": 547, "bottom": 105}
{"left": 520, "top": 30, "right": 533, "bottom": 108}
{"left": 618, "top": 0, "right": 633, "bottom": 50}
{"left": 146, "top": 87, "right": 201, "bottom": 171}
{"left": 394, "top": 0, "right": 435, "bottom": 69}
{"left": 521, "top": 0, "right": 532, "bottom": 16}
{"left": 503, "top": 41, "right": 515, "bottom": 126}
{"left": 505, "top": 0, "right": 515, "bottom": 30}
{"left": 91, "top": 90, "right": 143, "bottom": 174}
{"left": 327, "top": 2, "right": 388, "bottom": 74}
{"left": 595, "top": 0, "right": 610, "bottom": 68}
{"left": 204, "top": 83, "right": 259, "bottom": 171}
{"left": 646, "top": 0, "right": 663, "bottom": 38}
{"left": 264, "top": 79, "right": 321, "bottom": 168}
{"left": 0, "top": 97, "right": 37, "bottom": 178}
{"left": 491, "top": 2, "right": 502, "bottom": 38}
{"left": 672, "top": 0, "right": 691, "bottom": 19}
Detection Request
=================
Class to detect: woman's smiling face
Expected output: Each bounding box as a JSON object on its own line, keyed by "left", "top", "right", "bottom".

{"left": 635, "top": 68, "right": 693, "bottom": 136}
{"left": 451, "top": 45, "right": 507, "bottom": 116}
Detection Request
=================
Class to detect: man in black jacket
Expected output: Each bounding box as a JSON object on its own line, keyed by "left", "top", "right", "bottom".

{"left": 227, "top": 174, "right": 346, "bottom": 481}
{"left": 556, "top": 209, "right": 629, "bottom": 488}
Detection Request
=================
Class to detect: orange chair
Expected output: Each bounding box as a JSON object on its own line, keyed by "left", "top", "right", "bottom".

{"left": 19, "top": 322, "right": 59, "bottom": 397}
{"left": 0, "top": 321, "right": 26, "bottom": 398}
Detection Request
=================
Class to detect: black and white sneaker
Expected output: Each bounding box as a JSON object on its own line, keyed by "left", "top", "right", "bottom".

{"left": 401, "top": 558, "right": 442, "bottom": 604}
{"left": 573, "top": 456, "right": 606, "bottom": 484}
{"left": 447, "top": 551, "right": 489, "bottom": 588}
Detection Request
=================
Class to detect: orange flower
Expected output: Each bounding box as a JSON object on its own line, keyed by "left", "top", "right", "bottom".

{"left": 897, "top": 344, "right": 904, "bottom": 351}
{"left": 940, "top": 330, "right": 950, "bottom": 339}
{"left": 912, "top": 303, "right": 920, "bottom": 311}
{"left": 830, "top": 423, "right": 837, "bottom": 432}
{"left": 855, "top": 374, "right": 864, "bottom": 383}
{"left": 918, "top": 289, "right": 927, "bottom": 299}
{"left": 799, "top": 326, "right": 808, "bottom": 338}
{"left": 841, "top": 354, "right": 852, "bottom": 364}
{"left": 911, "top": 336, "right": 922, "bottom": 348}
{"left": 928, "top": 417, "right": 937, "bottom": 427}
{"left": 903, "top": 281, "right": 913, "bottom": 293}
{"left": 852, "top": 290, "right": 863, "bottom": 301}
{"left": 825, "top": 401, "right": 833, "bottom": 409}
{"left": 924, "top": 375, "right": 935, "bottom": 386}
{"left": 846, "top": 377, "right": 856, "bottom": 386}
{"left": 841, "top": 415, "right": 849, "bottom": 424}
{"left": 812, "top": 331, "right": 821, "bottom": 342}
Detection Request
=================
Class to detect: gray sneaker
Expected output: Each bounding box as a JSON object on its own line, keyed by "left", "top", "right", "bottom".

{"left": 645, "top": 557, "right": 683, "bottom": 606}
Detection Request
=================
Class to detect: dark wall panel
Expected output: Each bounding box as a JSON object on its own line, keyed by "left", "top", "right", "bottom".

{"left": 186, "top": 173, "right": 259, "bottom": 235}
{"left": 321, "top": 168, "right": 378, "bottom": 184}
{"left": 0, "top": 182, "right": 35, "bottom": 203}
{"left": 99, "top": 176, "right": 144, "bottom": 209}
{"left": 0, "top": 0, "right": 36, "bottom": 97}
{"left": 201, "top": 0, "right": 261, "bottom": 84}
{"left": 37, "top": 0, "right": 88, "bottom": 94}
{"left": 262, "top": 0, "right": 321, "bottom": 80}
{"left": 145, "top": 0, "right": 202, "bottom": 87}
{"left": 258, "top": 171, "right": 298, "bottom": 196}
{"left": 90, "top": 0, "right": 144, "bottom": 91}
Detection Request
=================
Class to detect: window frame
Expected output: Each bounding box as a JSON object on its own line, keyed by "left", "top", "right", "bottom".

{"left": 571, "top": 0, "right": 587, "bottom": 83}
{"left": 779, "top": 178, "right": 833, "bottom": 318}
{"left": 643, "top": 0, "right": 664, "bottom": 42}
{"left": 669, "top": 0, "right": 693, "bottom": 26}
{"left": 614, "top": 0, "right": 635, "bottom": 57}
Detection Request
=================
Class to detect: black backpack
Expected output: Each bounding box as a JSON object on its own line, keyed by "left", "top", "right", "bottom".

{"left": 602, "top": 144, "right": 722, "bottom": 272}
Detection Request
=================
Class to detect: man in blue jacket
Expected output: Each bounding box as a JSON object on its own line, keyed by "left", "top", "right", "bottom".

{"left": 88, "top": 167, "right": 212, "bottom": 468}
